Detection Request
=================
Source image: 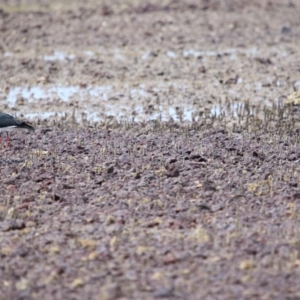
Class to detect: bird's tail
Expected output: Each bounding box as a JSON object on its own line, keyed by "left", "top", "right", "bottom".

{"left": 20, "top": 122, "right": 35, "bottom": 131}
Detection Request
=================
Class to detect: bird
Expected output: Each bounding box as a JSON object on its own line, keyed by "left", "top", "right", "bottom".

{"left": 0, "top": 112, "right": 35, "bottom": 149}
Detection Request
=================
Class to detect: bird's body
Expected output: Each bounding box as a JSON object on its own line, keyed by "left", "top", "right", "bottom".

{"left": 0, "top": 112, "right": 34, "bottom": 149}
{"left": 0, "top": 112, "right": 35, "bottom": 132}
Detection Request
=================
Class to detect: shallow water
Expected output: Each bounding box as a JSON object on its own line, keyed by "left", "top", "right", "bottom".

{"left": 1, "top": 43, "right": 296, "bottom": 123}
{"left": 2, "top": 79, "right": 285, "bottom": 123}
{"left": 4, "top": 45, "right": 283, "bottom": 62}
{"left": 4, "top": 85, "right": 202, "bottom": 122}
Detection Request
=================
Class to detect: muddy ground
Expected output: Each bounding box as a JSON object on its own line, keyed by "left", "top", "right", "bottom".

{"left": 0, "top": 0, "right": 300, "bottom": 121}
{"left": 1, "top": 0, "right": 300, "bottom": 299}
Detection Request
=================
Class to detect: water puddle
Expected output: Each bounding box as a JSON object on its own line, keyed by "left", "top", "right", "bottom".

{"left": 210, "top": 103, "right": 244, "bottom": 117}
{"left": 181, "top": 47, "right": 258, "bottom": 59}
{"left": 1, "top": 77, "right": 285, "bottom": 123}
{"left": 4, "top": 52, "right": 13, "bottom": 57}
{"left": 166, "top": 51, "right": 177, "bottom": 58}
{"left": 84, "top": 50, "right": 94, "bottom": 56}
{"left": 6, "top": 86, "right": 91, "bottom": 104}
{"left": 2, "top": 85, "right": 201, "bottom": 122}
{"left": 43, "top": 50, "right": 75, "bottom": 61}
{"left": 3, "top": 46, "right": 291, "bottom": 64}
{"left": 22, "top": 111, "right": 101, "bottom": 122}
{"left": 40, "top": 47, "right": 260, "bottom": 62}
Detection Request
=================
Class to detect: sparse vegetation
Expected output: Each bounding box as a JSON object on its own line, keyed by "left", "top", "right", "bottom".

{"left": 1, "top": 107, "right": 300, "bottom": 298}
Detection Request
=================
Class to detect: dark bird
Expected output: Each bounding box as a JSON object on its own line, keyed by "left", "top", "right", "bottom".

{"left": 0, "top": 112, "right": 35, "bottom": 149}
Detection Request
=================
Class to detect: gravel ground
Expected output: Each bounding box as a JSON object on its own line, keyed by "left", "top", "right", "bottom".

{"left": 1, "top": 1, "right": 300, "bottom": 299}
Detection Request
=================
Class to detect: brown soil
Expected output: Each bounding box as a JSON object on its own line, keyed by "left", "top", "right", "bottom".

{"left": 0, "top": 0, "right": 300, "bottom": 121}
{"left": 1, "top": 1, "right": 300, "bottom": 299}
